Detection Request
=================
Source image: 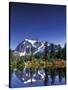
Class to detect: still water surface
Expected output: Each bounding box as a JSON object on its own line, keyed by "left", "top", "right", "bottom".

{"left": 10, "top": 69, "right": 66, "bottom": 88}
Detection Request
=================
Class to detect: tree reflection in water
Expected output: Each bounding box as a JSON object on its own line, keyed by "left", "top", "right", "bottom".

{"left": 30, "top": 68, "right": 33, "bottom": 83}
{"left": 57, "top": 67, "right": 66, "bottom": 83}
{"left": 57, "top": 68, "right": 62, "bottom": 83}
{"left": 44, "top": 68, "right": 48, "bottom": 85}
{"left": 50, "top": 68, "right": 55, "bottom": 84}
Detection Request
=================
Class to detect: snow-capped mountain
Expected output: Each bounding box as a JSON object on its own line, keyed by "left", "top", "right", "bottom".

{"left": 15, "top": 39, "right": 45, "bottom": 56}
{"left": 13, "top": 39, "right": 60, "bottom": 57}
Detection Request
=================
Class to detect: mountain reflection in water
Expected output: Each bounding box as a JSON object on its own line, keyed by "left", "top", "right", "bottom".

{"left": 10, "top": 68, "right": 66, "bottom": 88}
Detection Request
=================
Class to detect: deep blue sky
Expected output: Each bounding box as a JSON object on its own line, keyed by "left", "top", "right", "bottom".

{"left": 10, "top": 2, "right": 66, "bottom": 50}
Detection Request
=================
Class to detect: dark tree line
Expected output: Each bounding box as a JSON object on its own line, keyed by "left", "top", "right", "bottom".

{"left": 44, "top": 42, "right": 66, "bottom": 60}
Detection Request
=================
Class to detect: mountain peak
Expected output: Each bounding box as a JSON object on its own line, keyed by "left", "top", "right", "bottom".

{"left": 24, "top": 39, "right": 36, "bottom": 45}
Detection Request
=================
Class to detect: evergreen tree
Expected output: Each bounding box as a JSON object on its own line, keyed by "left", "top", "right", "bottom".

{"left": 44, "top": 42, "right": 48, "bottom": 60}
{"left": 50, "top": 43, "right": 55, "bottom": 59}
{"left": 62, "top": 43, "right": 66, "bottom": 60}
{"left": 56, "top": 44, "right": 62, "bottom": 59}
